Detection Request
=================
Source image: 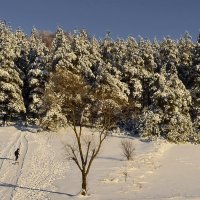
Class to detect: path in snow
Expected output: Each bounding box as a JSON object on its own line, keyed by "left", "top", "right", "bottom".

{"left": 0, "top": 129, "right": 28, "bottom": 200}
{"left": 0, "top": 128, "right": 68, "bottom": 200}
{"left": 0, "top": 130, "right": 21, "bottom": 170}
{"left": 12, "top": 131, "right": 68, "bottom": 200}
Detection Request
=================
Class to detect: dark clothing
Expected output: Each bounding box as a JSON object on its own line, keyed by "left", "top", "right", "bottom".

{"left": 3, "top": 114, "right": 7, "bottom": 126}
{"left": 14, "top": 148, "right": 20, "bottom": 161}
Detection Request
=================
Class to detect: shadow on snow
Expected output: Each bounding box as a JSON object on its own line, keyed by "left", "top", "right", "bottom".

{"left": 97, "top": 156, "right": 123, "bottom": 161}
{"left": 0, "top": 182, "right": 75, "bottom": 197}
{"left": 0, "top": 157, "right": 13, "bottom": 161}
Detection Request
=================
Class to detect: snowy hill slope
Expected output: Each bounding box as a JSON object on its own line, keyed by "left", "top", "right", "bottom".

{"left": 0, "top": 126, "right": 200, "bottom": 200}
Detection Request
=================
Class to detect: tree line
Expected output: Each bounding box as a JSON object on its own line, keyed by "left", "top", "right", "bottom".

{"left": 0, "top": 21, "right": 200, "bottom": 143}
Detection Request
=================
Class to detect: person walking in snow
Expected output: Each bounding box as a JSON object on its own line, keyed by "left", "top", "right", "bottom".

{"left": 14, "top": 148, "right": 20, "bottom": 161}
{"left": 3, "top": 114, "right": 7, "bottom": 126}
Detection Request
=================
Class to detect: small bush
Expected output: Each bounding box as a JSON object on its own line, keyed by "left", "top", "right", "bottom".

{"left": 121, "top": 139, "right": 135, "bottom": 161}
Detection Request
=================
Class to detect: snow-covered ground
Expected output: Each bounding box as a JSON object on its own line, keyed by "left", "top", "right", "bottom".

{"left": 0, "top": 126, "right": 200, "bottom": 200}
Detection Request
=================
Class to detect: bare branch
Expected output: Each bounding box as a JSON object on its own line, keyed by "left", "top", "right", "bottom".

{"left": 84, "top": 141, "right": 91, "bottom": 166}
{"left": 86, "top": 149, "right": 95, "bottom": 175}
{"left": 121, "top": 139, "right": 135, "bottom": 161}
{"left": 66, "top": 144, "right": 82, "bottom": 171}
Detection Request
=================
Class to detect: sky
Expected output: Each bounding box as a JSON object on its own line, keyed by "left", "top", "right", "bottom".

{"left": 0, "top": 0, "right": 200, "bottom": 41}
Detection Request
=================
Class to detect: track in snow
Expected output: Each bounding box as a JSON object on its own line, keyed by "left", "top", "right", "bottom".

{"left": 0, "top": 131, "right": 28, "bottom": 200}
{"left": 0, "top": 131, "right": 21, "bottom": 170}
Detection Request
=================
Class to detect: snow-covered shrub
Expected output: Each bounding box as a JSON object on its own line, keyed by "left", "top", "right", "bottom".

{"left": 40, "top": 106, "right": 67, "bottom": 131}
{"left": 139, "top": 109, "right": 162, "bottom": 141}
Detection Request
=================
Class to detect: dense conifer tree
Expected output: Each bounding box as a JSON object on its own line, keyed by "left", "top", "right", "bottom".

{"left": 26, "top": 28, "right": 49, "bottom": 121}
{"left": 0, "top": 22, "right": 25, "bottom": 120}
{"left": 190, "top": 34, "right": 200, "bottom": 133}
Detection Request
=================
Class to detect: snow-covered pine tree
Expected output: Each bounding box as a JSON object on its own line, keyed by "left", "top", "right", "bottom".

{"left": 177, "top": 32, "right": 194, "bottom": 87}
{"left": 71, "top": 30, "right": 93, "bottom": 76}
{"left": 152, "top": 37, "right": 160, "bottom": 71}
{"left": 0, "top": 22, "right": 25, "bottom": 122}
{"left": 44, "top": 29, "right": 103, "bottom": 128}
{"left": 154, "top": 70, "right": 193, "bottom": 142}
{"left": 53, "top": 30, "right": 128, "bottom": 129}
{"left": 100, "top": 36, "right": 131, "bottom": 131}
{"left": 50, "top": 27, "right": 74, "bottom": 72}
{"left": 100, "top": 37, "right": 129, "bottom": 101}
{"left": 15, "top": 28, "right": 49, "bottom": 124}
{"left": 52, "top": 29, "right": 103, "bottom": 85}
{"left": 119, "top": 37, "right": 144, "bottom": 133}
{"left": 139, "top": 71, "right": 194, "bottom": 142}
{"left": 138, "top": 37, "right": 157, "bottom": 73}
{"left": 15, "top": 28, "right": 30, "bottom": 122}
{"left": 137, "top": 37, "right": 160, "bottom": 138}
{"left": 159, "top": 37, "right": 179, "bottom": 74}
{"left": 41, "top": 27, "right": 75, "bottom": 128}
{"left": 138, "top": 37, "right": 157, "bottom": 108}
{"left": 189, "top": 34, "right": 200, "bottom": 134}
{"left": 89, "top": 37, "right": 104, "bottom": 88}
{"left": 139, "top": 37, "right": 193, "bottom": 142}
{"left": 26, "top": 28, "right": 49, "bottom": 122}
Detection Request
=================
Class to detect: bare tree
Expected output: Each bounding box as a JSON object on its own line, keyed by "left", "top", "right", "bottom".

{"left": 43, "top": 69, "right": 125, "bottom": 195}
{"left": 121, "top": 139, "right": 135, "bottom": 161}
{"left": 37, "top": 31, "right": 55, "bottom": 49}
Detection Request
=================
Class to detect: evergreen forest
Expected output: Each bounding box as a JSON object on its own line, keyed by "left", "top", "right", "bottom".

{"left": 0, "top": 21, "right": 200, "bottom": 143}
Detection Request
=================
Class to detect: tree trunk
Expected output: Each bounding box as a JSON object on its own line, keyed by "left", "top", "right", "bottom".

{"left": 81, "top": 173, "right": 87, "bottom": 196}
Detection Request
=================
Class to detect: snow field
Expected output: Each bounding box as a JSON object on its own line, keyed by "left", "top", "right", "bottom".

{"left": 2, "top": 126, "right": 200, "bottom": 200}
{"left": 98, "top": 138, "right": 173, "bottom": 195}
{"left": 55, "top": 128, "right": 173, "bottom": 200}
